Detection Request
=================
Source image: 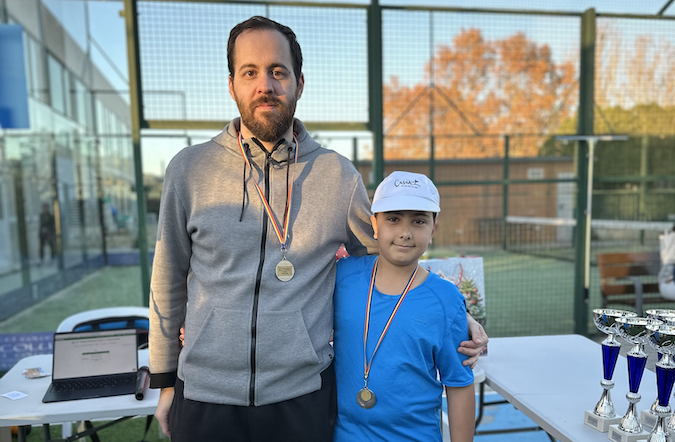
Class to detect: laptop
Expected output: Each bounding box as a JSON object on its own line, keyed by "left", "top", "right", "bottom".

{"left": 42, "top": 329, "right": 139, "bottom": 403}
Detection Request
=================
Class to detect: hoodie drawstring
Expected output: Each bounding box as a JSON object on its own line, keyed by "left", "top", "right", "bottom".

{"left": 284, "top": 145, "right": 291, "bottom": 227}
{"left": 239, "top": 155, "right": 247, "bottom": 222}
{"left": 239, "top": 138, "right": 289, "bottom": 223}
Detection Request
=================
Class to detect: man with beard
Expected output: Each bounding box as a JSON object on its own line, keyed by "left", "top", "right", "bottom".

{"left": 149, "top": 16, "right": 487, "bottom": 442}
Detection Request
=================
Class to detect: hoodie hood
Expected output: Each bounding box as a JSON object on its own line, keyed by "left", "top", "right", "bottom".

{"left": 212, "top": 117, "right": 322, "bottom": 165}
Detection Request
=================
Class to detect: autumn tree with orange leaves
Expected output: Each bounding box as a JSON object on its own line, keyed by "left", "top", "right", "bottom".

{"left": 384, "top": 28, "right": 577, "bottom": 160}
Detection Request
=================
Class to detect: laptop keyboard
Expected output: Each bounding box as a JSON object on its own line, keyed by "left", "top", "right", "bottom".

{"left": 53, "top": 374, "right": 136, "bottom": 392}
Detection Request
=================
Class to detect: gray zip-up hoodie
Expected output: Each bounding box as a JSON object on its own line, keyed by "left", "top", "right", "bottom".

{"left": 149, "top": 118, "right": 377, "bottom": 406}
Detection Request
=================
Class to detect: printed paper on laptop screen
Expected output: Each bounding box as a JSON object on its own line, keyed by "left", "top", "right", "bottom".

{"left": 53, "top": 330, "right": 137, "bottom": 380}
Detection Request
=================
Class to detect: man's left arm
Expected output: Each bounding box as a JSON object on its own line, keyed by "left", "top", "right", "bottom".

{"left": 459, "top": 313, "right": 488, "bottom": 368}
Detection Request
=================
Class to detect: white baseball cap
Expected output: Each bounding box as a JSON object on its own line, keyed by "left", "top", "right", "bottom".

{"left": 371, "top": 171, "right": 441, "bottom": 214}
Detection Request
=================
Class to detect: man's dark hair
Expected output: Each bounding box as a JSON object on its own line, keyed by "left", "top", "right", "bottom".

{"left": 227, "top": 16, "right": 303, "bottom": 86}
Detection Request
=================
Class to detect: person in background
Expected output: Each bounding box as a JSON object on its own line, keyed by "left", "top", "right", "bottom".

{"left": 659, "top": 224, "right": 675, "bottom": 299}
{"left": 39, "top": 202, "right": 56, "bottom": 264}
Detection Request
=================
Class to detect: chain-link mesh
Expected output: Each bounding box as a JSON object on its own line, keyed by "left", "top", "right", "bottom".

{"left": 6, "top": 1, "right": 675, "bottom": 338}
{"left": 383, "top": 11, "right": 580, "bottom": 163}
{"left": 381, "top": 1, "right": 675, "bottom": 16}
{"left": 138, "top": 1, "right": 368, "bottom": 123}
{"left": 380, "top": 11, "right": 582, "bottom": 336}
{"left": 135, "top": 4, "right": 675, "bottom": 338}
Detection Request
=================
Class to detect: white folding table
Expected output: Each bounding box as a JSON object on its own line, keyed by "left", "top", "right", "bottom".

{"left": 0, "top": 350, "right": 158, "bottom": 442}
{"left": 478, "top": 334, "right": 660, "bottom": 442}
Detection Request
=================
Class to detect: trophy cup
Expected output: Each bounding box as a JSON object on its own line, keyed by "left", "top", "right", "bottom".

{"left": 585, "top": 309, "right": 637, "bottom": 432}
{"left": 642, "top": 310, "right": 675, "bottom": 430}
{"left": 644, "top": 323, "right": 675, "bottom": 442}
{"left": 607, "top": 316, "right": 659, "bottom": 442}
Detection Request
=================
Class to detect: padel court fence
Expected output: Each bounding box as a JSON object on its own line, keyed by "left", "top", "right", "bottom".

{"left": 5, "top": 1, "right": 674, "bottom": 337}
{"left": 354, "top": 133, "right": 675, "bottom": 337}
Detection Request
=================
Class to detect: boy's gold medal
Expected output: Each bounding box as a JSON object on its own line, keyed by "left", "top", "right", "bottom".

{"left": 237, "top": 133, "right": 298, "bottom": 281}
{"left": 357, "top": 386, "right": 376, "bottom": 409}
{"left": 359, "top": 259, "right": 419, "bottom": 409}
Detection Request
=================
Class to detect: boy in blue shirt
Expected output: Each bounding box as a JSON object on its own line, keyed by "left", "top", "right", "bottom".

{"left": 333, "top": 171, "right": 475, "bottom": 442}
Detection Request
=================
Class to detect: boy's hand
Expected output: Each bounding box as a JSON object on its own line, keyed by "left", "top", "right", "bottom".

{"left": 179, "top": 327, "right": 185, "bottom": 347}
{"left": 458, "top": 313, "right": 488, "bottom": 368}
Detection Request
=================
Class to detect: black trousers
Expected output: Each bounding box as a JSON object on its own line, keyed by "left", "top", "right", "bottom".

{"left": 169, "top": 363, "right": 337, "bottom": 442}
{"left": 39, "top": 232, "right": 55, "bottom": 260}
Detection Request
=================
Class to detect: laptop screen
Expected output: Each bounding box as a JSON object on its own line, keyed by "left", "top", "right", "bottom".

{"left": 53, "top": 329, "right": 138, "bottom": 380}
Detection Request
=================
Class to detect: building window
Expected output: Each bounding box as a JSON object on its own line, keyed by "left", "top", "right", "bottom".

{"left": 48, "top": 54, "right": 66, "bottom": 114}
{"left": 74, "top": 79, "right": 87, "bottom": 127}
{"left": 63, "top": 69, "right": 73, "bottom": 119}
{"left": 527, "top": 168, "right": 545, "bottom": 180}
{"left": 25, "top": 35, "right": 49, "bottom": 103}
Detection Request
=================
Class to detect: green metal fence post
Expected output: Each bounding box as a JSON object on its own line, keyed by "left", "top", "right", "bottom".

{"left": 85, "top": 2, "right": 108, "bottom": 266}
{"left": 352, "top": 137, "right": 359, "bottom": 171}
{"left": 502, "top": 135, "right": 509, "bottom": 250}
{"left": 123, "top": 0, "right": 151, "bottom": 306}
{"left": 368, "top": 0, "right": 384, "bottom": 186}
{"left": 639, "top": 135, "right": 649, "bottom": 244}
{"left": 574, "top": 8, "right": 595, "bottom": 336}
{"left": 12, "top": 160, "right": 30, "bottom": 287}
{"left": 430, "top": 135, "right": 435, "bottom": 181}
{"left": 74, "top": 135, "right": 89, "bottom": 267}
{"left": 51, "top": 136, "right": 65, "bottom": 271}
{"left": 429, "top": 11, "right": 435, "bottom": 182}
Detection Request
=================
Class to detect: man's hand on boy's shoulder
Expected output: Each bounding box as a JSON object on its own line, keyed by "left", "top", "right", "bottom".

{"left": 458, "top": 314, "right": 488, "bottom": 369}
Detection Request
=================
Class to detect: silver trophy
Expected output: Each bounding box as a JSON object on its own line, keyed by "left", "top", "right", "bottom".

{"left": 644, "top": 323, "right": 675, "bottom": 442}
{"left": 643, "top": 310, "right": 675, "bottom": 430}
{"left": 607, "top": 316, "right": 660, "bottom": 442}
{"left": 585, "top": 309, "right": 637, "bottom": 432}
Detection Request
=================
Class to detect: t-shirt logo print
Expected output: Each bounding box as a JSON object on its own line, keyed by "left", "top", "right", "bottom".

{"left": 394, "top": 179, "right": 420, "bottom": 188}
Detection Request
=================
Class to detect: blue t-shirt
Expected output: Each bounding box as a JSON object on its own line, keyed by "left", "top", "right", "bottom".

{"left": 333, "top": 255, "right": 473, "bottom": 442}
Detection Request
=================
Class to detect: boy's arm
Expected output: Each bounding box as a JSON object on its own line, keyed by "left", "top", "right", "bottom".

{"left": 445, "top": 384, "right": 476, "bottom": 442}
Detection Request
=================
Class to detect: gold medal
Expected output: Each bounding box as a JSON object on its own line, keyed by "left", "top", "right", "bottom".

{"left": 357, "top": 387, "right": 376, "bottom": 409}
{"left": 275, "top": 258, "right": 295, "bottom": 282}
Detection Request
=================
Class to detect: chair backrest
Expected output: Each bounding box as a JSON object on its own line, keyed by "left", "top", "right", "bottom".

{"left": 72, "top": 316, "right": 149, "bottom": 348}
{"left": 597, "top": 252, "right": 661, "bottom": 296}
{"left": 56, "top": 307, "right": 150, "bottom": 349}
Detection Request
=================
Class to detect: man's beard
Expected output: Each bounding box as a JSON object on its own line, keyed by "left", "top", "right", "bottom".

{"left": 236, "top": 94, "right": 297, "bottom": 142}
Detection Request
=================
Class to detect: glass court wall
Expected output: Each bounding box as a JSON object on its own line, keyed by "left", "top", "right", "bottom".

{"left": 0, "top": 0, "right": 136, "bottom": 321}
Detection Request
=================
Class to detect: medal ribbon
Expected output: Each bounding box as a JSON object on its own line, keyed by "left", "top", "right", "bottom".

{"left": 237, "top": 133, "right": 299, "bottom": 251}
{"left": 363, "top": 258, "right": 419, "bottom": 381}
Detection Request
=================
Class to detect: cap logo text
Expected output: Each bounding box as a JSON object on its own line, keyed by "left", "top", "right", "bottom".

{"left": 394, "top": 179, "right": 420, "bottom": 188}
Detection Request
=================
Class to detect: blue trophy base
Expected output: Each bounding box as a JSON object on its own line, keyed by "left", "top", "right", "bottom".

{"left": 607, "top": 424, "right": 649, "bottom": 442}
{"left": 585, "top": 410, "right": 622, "bottom": 432}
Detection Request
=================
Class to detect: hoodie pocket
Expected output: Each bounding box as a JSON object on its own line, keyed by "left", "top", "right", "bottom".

{"left": 256, "top": 309, "right": 321, "bottom": 375}
{"left": 180, "top": 308, "right": 250, "bottom": 403}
